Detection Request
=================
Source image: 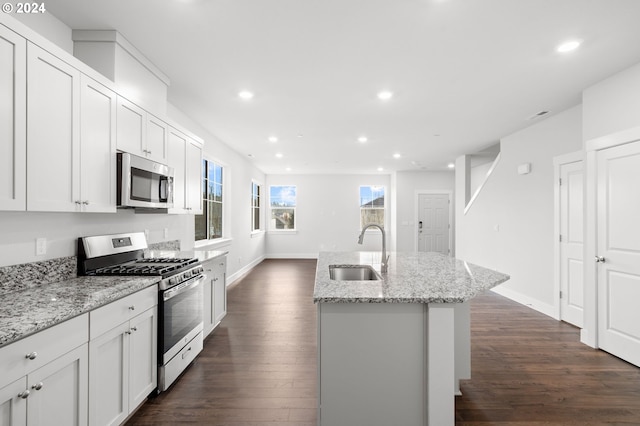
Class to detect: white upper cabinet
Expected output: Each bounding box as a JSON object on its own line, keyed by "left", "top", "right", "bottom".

{"left": 0, "top": 25, "right": 26, "bottom": 211}
{"left": 117, "top": 96, "right": 168, "bottom": 164}
{"left": 167, "top": 126, "right": 203, "bottom": 214}
{"left": 80, "top": 76, "right": 117, "bottom": 213}
{"left": 26, "top": 42, "right": 81, "bottom": 212}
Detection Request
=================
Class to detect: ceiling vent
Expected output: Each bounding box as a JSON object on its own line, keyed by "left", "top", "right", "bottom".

{"left": 526, "top": 110, "right": 550, "bottom": 121}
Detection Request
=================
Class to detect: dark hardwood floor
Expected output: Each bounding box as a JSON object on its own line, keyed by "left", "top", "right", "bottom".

{"left": 127, "top": 259, "right": 640, "bottom": 425}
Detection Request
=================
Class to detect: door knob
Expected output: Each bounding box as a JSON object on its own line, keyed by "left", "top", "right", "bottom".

{"left": 595, "top": 256, "right": 606, "bottom": 263}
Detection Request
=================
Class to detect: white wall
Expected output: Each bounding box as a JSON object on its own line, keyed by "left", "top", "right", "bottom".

{"left": 395, "top": 171, "right": 455, "bottom": 253}
{"left": 583, "top": 61, "right": 640, "bottom": 142}
{"left": 456, "top": 106, "right": 583, "bottom": 316}
{"left": 265, "top": 174, "right": 391, "bottom": 258}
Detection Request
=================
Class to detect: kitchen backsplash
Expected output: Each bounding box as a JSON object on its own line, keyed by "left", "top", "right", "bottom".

{"left": 0, "top": 256, "right": 77, "bottom": 295}
{"left": 147, "top": 240, "right": 181, "bottom": 251}
{"left": 0, "top": 240, "right": 180, "bottom": 295}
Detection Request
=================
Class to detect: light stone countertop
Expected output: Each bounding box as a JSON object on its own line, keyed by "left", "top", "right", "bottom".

{"left": 145, "top": 249, "right": 228, "bottom": 263}
{"left": 0, "top": 276, "right": 160, "bottom": 348}
{"left": 313, "top": 251, "right": 510, "bottom": 303}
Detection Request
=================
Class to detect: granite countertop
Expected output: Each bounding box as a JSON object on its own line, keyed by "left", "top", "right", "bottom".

{"left": 313, "top": 251, "right": 510, "bottom": 303}
{"left": 0, "top": 276, "right": 160, "bottom": 348}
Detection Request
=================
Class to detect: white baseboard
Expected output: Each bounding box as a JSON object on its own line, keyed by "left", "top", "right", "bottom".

{"left": 491, "top": 285, "right": 557, "bottom": 319}
{"left": 265, "top": 253, "right": 319, "bottom": 259}
{"left": 227, "top": 254, "right": 265, "bottom": 286}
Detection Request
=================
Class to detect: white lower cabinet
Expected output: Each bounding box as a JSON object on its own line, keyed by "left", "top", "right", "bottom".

{"left": 0, "top": 314, "right": 89, "bottom": 426}
{"left": 202, "top": 256, "right": 227, "bottom": 337}
{"left": 88, "top": 286, "right": 157, "bottom": 426}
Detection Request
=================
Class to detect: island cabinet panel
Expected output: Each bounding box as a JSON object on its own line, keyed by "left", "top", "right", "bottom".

{"left": 0, "top": 25, "right": 26, "bottom": 211}
{"left": 318, "top": 303, "right": 427, "bottom": 426}
{"left": 0, "top": 377, "right": 27, "bottom": 425}
{"left": 26, "top": 42, "right": 81, "bottom": 212}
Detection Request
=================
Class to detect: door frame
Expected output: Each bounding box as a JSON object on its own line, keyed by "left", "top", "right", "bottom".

{"left": 413, "top": 190, "right": 453, "bottom": 255}
{"left": 583, "top": 125, "right": 640, "bottom": 348}
{"left": 552, "top": 150, "right": 584, "bottom": 322}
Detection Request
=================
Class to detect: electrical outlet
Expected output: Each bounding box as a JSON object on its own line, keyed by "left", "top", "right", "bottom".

{"left": 36, "top": 237, "right": 46, "bottom": 255}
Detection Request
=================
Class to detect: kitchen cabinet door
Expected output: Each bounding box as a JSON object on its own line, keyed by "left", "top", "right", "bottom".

{"left": 26, "top": 42, "right": 81, "bottom": 212}
{"left": 128, "top": 306, "right": 157, "bottom": 410}
{"left": 0, "top": 377, "right": 27, "bottom": 426}
{"left": 146, "top": 115, "right": 168, "bottom": 164}
{"left": 167, "top": 127, "right": 187, "bottom": 213}
{"left": 0, "top": 25, "right": 26, "bottom": 212}
{"left": 26, "top": 343, "right": 88, "bottom": 426}
{"left": 116, "top": 96, "right": 146, "bottom": 157}
{"left": 88, "top": 322, "right": 129, "bottom": 426}
{"left": 80, "top": 75, "right": 116, "bottom": 213}
{"left": 185, "top": 140, "right": 203, "bottom": 214}
{"left": 213, "top": 258, "right": 227, "bottom": 325}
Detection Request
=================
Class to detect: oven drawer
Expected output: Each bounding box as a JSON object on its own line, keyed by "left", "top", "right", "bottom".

{"left": 0, "top": 314, "right": 88, "bottom": 386}
{"left": 90, "top": 285, "right": 158, "bottom": 338}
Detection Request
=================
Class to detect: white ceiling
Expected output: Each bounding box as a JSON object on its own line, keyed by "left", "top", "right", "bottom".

{"left": 43, "top": 0, "right": 640, "bottom": 174}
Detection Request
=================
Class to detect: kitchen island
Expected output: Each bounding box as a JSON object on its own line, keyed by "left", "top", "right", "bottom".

{"left": 314, "top": 251, "right": 509, "bottom": 426}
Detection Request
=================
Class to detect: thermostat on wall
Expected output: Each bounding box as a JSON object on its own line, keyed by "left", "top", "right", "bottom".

{"left": 517, "top": 163, "right": 531, "bottom": 175}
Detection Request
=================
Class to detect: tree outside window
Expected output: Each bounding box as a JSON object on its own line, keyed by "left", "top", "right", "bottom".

{"left": 270, "top": 185, "right": 296, "bottom": 230}
{"left": 195, "top": 159, "right": 223, "bottom": 241}
{"left": 360, "top": 185, "right": 385, "bottom": 228}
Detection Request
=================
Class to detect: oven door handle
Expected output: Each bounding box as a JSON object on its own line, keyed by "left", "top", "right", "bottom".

{"left": 163, "top": 275, "right": 204, "bottom": 302}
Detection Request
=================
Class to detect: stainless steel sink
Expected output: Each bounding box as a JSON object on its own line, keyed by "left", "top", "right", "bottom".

{"left": 329, "top": 265, "right": 381, "bottom": 281}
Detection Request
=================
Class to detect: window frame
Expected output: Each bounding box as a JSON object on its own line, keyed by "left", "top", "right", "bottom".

{"left": 251, "top": 180, "right": 263, "bottom": 234}
{"left": 195, "top": 157, "right": 226, "bottom": 244}
{"left": 269, "top": 185, "right": 297, "bottom": 232}
{"left": 359, "top": 185, "right": 386, "bottom": 230}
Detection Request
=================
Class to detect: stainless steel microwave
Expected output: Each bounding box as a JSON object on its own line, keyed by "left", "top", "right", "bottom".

{"left": 117, "top": 152, "right": 174, "bottom": 209}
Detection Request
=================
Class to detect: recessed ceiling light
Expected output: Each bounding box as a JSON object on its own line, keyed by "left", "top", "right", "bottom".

{"left": 377, "top": 91, "right": 393, "bottom": 100}
{"left": 377, "top": 167, "right": 384, "bottom": 172}
{"left": 447, "top": 163, "right": 455, "bottom": 169}
{"left": 393, "top": 153, "right": 401, "bottom": 159}
{"left": 275, "top": 153, "right": 283, "bottom": 158}
{"left": 238, "top": 90, "right": 254, "bottom": 100}
{"left": 358, "top": 136, "right": 368, "bottom": 143}
{"left": 285, "top": 167, "right": 292, "bottom": 172}
{"left": 556, "top": 40, "right": 581, "bottom": 53}
{"left": 268, "top": 136, "right": 278, "bottom": 143}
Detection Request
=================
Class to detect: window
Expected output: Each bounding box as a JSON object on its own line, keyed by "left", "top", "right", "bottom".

{"left": 195, "top": 159, "right": 223, "bottom": 241}
{"left": 359, "top": 185, "right": 385, "bottom": 228}
{"left": 251, "top": 181, "right": 262, "bottom": 232}
{"left": 269, "top": 185, "right": 296, "bottom": 230}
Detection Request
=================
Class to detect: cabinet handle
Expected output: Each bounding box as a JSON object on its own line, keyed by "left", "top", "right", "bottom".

{"left": 82, "top": 200, "right": 89, "bottom": 205}
{"left": 129, "top": 305, "right": 135, "bottom": 311}
{"left": 31, "top": 382, "right": 43, "bottom": 391}
{"left": 18, "top": 390, "right": 30, "bottom": 399}
{"left": 131, "top": 326, "right": 138, "bottom": 332}
{"left": 25, "top": 352, "right": 38, "bottom": 360}
{"left": 125, "top": 330, "right": 132, "bottom": 335}
{"left": 595, "top": 256, "right": 606, "bottom": 263}
{"left": 213, "top": 278, "right": 218, "bottom": 282}
{"left": 75, "top": 200, "right": 82, "bottom": 205}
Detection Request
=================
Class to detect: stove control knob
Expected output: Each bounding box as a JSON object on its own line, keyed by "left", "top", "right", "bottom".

{"left": 169, "top": 277, "right": 177, "bottom": 286}
{"left": 184, "top": 270, "right": 192, "bottom": 279}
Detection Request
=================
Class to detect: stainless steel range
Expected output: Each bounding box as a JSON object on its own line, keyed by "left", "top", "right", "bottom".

{"left": 78, "top": 232, "right": 205, "bottom": 392}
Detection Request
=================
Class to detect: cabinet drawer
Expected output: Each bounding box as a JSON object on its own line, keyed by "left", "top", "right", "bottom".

{"left": 90, "top": 285, "right": 157, "bottom": 338}
{"left": 0, "top": 313, "right": 88, "bottom": 386}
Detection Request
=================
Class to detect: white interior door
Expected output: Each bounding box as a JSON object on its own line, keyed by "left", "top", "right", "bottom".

{"left": 417, "top": 193, "right": 450, "bottom": 255}
{"left": 596, "top": 139, "right": 640, "bottom": 367}
{"left": 559, "top": 160, "right": 584, "bottom": 327}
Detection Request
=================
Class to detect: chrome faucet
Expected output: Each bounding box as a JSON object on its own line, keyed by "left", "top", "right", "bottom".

{"left": 358, "top": 224, "right": 389, "bottom": 273}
